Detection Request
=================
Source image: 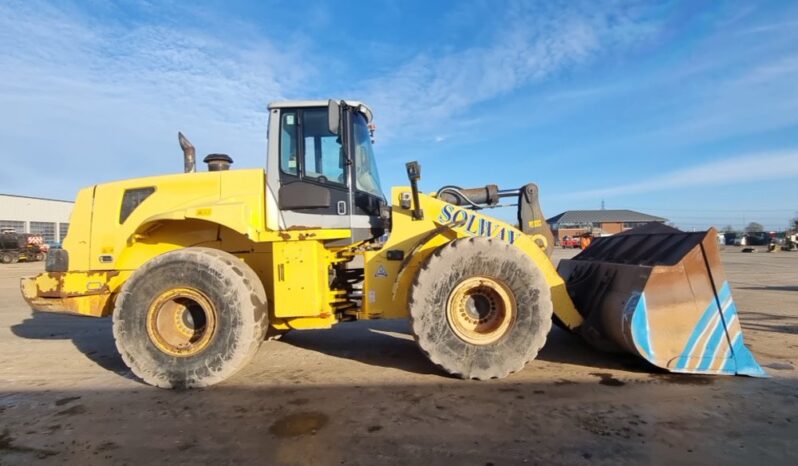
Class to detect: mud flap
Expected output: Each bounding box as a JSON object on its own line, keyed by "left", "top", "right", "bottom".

{"left": 557, "top": 224, "right": 766, "bottom": 377}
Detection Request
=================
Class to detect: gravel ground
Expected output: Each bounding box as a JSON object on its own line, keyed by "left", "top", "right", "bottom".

{"left": 1, "top": 249, "right": 796, "bottom": 465}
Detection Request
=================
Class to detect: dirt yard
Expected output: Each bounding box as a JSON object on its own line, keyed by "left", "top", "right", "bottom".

{"left": 1, "top": 249, "right": 796, "bottom": 465}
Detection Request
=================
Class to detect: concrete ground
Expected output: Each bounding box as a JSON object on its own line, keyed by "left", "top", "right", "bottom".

{"left": 1, "top": 249, "right": 796, "bottom": 465}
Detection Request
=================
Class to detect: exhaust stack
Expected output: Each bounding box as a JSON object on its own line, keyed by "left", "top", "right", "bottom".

{"left": 178, "top": 132, "right": 196, "bottom": 173}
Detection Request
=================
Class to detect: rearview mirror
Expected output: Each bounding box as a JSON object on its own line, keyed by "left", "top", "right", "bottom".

{"left": 328, "top": 99, "right": 340, "bottom": 135}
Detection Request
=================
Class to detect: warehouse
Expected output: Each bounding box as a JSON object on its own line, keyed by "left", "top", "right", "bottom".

{"left": 547, "top": 209, "right": 667, "bottom": 243}
{"left": 0, "top": 194, "right": 74, "bottom": 245}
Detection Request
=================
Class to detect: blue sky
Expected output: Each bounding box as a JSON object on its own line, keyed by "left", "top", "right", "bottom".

{"left": 1, "top": 0, "right": 797, "bottom": 230}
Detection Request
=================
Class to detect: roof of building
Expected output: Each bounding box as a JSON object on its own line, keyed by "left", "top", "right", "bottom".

{"left": 0, "top": 193, "right": 74, "bottom": 204}
{"left": 547, "top": 209, "right": 666, "bottom": 225}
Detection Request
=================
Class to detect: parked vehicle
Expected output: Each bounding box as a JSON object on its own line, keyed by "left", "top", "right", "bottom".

{"left": 560, "top": 236, "right": 580, "bottom": 248}
{"left": 783, "top": 233, "right": 797, "bottom": 251}
{"left": 744, "top": 231, "right": 772, "bottom": 246}
{"left": 723, "top": 232, "right": 739, "bottom": 246}
{"left": 0, "top": 231, "right": 47, "bottom": 264}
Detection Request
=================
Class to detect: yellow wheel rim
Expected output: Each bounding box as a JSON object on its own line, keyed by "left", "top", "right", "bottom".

{"left": 146, "top": 287, "right": 217, "bottom": 357}
{"left": 446, "top": 276, "right": 516, "bottom": 345}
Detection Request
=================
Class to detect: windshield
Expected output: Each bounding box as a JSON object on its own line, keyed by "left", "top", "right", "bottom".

{"left": 353, "top": 113, "right": 384, "bottom": 198}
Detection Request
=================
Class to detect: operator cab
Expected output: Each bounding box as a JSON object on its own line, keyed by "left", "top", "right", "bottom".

{"left": 266, "top": 100, "right": 387, "bottom": 243}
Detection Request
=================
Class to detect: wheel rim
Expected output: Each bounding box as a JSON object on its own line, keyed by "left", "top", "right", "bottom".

{"left": 446, "top": 276, "right": 516, "bottom": 345}
{"left": 146, "top": 287, "right": 217, "bottom": 357}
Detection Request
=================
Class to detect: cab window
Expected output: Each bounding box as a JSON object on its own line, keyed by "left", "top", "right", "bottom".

{"left": 353, "top": 113, "right": 384, "bottom": 198}
{"left": 280, "top": 111, "right": 298, "bottom": 175}
{"left": 301, "top": 108, "right": 345, "bottom": 184}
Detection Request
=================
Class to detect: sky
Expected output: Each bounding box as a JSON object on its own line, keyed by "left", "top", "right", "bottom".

{"left": 1, "top": 0, "right": 797, "bottom": 231}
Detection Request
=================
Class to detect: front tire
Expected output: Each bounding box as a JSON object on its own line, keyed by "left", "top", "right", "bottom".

{"left": 113, "top": 248, "right": 268, "bottom": 388}
{"left": 409, "top": 237, "right": 553, "bottom": 380}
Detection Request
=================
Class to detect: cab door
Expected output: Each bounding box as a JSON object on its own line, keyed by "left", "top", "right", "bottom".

{"left": 276, "top": 107, "right": 352, "bottom": 230}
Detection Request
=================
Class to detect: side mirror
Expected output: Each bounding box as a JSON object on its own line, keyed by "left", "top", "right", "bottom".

{"left": 328, "top": 99, "right": 340, "bottom": 135}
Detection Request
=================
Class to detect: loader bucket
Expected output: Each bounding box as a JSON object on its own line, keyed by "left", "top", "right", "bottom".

{"left": 557, "top": 224, "right": 765, "bottom": 377}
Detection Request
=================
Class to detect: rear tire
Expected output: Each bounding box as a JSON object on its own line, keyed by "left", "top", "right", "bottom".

{"left": 0, "top": 252, "right": 13, "bottom": 264}
{"left": 409, "top": 237, "right": 553, "bottom": 380}
{"left": 113, "top": 247, "right": 268, "bottom": 388}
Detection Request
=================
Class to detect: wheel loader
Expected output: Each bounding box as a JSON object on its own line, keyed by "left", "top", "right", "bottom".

{"left": 21, "top": 100, "right": 765, "bottom": 388}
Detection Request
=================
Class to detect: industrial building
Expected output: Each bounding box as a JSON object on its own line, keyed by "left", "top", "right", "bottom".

{"left": 0, "top": 194, "right": 74, "bottom": 245}
{"left": 547, "top": 209, "right": 667, "bottom": 243}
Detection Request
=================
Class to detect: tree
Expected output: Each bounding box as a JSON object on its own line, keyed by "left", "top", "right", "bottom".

{"left": 745, "top": 222, "right": 764, "bottom": 233}
{"left": 721, "top": 225, "right": 734, "bottom": 233}
{"left": 791, "top": 213, "right": 798, "bottom": 231}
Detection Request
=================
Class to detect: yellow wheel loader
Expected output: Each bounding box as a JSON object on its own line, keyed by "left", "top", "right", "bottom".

{"left": 21, "top": 100, "right": 765, "bottom": 388}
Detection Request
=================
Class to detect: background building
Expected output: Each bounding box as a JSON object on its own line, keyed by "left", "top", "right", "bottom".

{"left": 547, "top": 209, "right": 666, "bottom": 243}
{"left": 0, "top": 194, "right": 74, "bottom": 244}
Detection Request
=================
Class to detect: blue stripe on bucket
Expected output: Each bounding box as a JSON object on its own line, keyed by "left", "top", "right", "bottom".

{"left": 729, "top": 323, "right": 768, "bottom": 378}
{"left": 690, "top": 281, "right": 767, "bottom": 377}
{"left": 696, "top": 315, "right": 728, "bottom": 371}
{"left": 676, "top": 281, "right": 736, "bottom": 372}
{"left": 630, "top": 293, "right": 655, "bottom": 361}
{"left": 675, "top": 298, "right": 719, "bottom": 370}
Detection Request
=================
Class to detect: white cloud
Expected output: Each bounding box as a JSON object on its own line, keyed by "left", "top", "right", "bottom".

{"left": 565, "top": 151, "right": 798, "bottom": 199}
{"left": 0, "top": 1, "right": 661, "bottom": 198}
{"left": 0, "top": 1, "right": 312, "bottom": 195}
{"left": 623, "top": 54, "right": 798, "bottom": 147}
{"left": 737, "top": 20, "right": 798, "bottom": 35}
{"left": 356, "top": 3, "right": 657, "bottom": 141}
